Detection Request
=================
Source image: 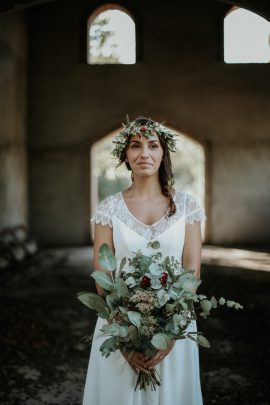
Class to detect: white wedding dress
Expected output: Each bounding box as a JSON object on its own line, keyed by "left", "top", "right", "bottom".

{"left": 83, "top": 191, "right": 206, "bottom": 405}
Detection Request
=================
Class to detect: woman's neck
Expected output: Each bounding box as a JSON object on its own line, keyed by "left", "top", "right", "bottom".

{"left": 127, "top": 176, "right": 162, "bottom": 198}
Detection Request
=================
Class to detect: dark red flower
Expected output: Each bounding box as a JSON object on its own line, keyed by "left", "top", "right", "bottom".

{"left": 160, "top": 272, "right": 168, "bottom": 285}
{"left": 141, "top": 275, "right": 151, "bottom": 288}
{"left": 140, "top": 127, "right": 147, "bottom": 132}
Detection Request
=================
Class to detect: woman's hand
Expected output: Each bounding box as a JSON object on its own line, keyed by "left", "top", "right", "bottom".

{"left": 121, "top": 351, "right": 150, "bottom": 374}
{"left": 143, "top": 340, "right": 176, "bottom": 369}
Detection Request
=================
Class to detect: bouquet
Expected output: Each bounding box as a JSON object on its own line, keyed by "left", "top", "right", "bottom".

{"left": 78, "top": 241, "right": 243, "bottom": 391}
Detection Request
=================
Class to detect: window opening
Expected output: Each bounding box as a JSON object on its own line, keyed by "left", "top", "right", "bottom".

{"left": 88, "top": 7, "right": 136, "bottom": 64}
{"left": 224, "top": 7, "right": 270, "bottom": 63}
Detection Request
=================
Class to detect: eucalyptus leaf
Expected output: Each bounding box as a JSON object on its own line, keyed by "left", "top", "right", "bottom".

{"left": 125, "top": 276, "right": 137, "bottom": 288}
{"left": 119, "top": 257, "right": 127, "bottom": 273}
{"left": 179, "top": 300, "right": 188, "bottom": 310}
{"left": 197, "top": 334, "right": 211, "bottom": 348}
{"left": 173, "top": 271, "right": 201, "bottom": 291}
{"left": 165, "top": 303, "right": 175, "bottom": 313}
{"left": 173, "top": 313, "right": 187, "bottom": 328}
{"left": 219, "top": 297, "right": 226, "bottom": 305}
{"left": 112, "top": 278, "right": 129, "bottom": 298}
{"left": 210, "top": 296, "right": 218, "bottom": 309}
{"left": 129, "top": 325, "right": 141, "bottom": 347}
{"left": 147, "top": 240, "right": 160, "bottom": 249}
{"left": 151, "top": 333, "right": 170, "bottom": 350}
{"left": 157, "top": 289, "right": 170, "bottom": 306}
{"left": 106, "top": 294, "right": 119, "bottom": 310}
{"left": 127, "top": 311, "right": 142, "bottom": 329}
{"left": 144, "top": 346, "right": 157, "bottom": 357}
{"left": 97, "top": 311, "right": 109, "bottom": 319}
{"left": 77, "top": 292, "right": 109, "bottom": 317}
{"left": 163, "top": 256, "right": 177, "bottom": 281}
{"left": 91, "top": 271, "right": 114, "bottom": 291}
{"left": 106, "top": 324, "right": 128, "bottom": 338}
{"left": 139, "top": 255, "right": 152, "bottom": 274}
{"left": 226, "top": 300, "right": 235, "bottom": 308}
{"left": 98, "top": 243, "right": 116, "bottom": 272}
{"left": 200, "top": 299, "right": 212, "bottom": 315}
{"left": 165, "top": 320, "right": 174, "bottom": 332}
{"left": 100, "top": 336, "right": 119, "bottom": 357}
{"left": 168, "top": 287, "right": 180, "bottom": 300}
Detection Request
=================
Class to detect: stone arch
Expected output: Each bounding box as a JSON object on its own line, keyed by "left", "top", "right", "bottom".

{"left": 89, "top": 122, "right": 208, "bottom": 242}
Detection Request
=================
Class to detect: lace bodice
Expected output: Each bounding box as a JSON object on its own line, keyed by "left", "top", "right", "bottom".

{"left": 91, "top": 191, "right": 206, "bottom": 241}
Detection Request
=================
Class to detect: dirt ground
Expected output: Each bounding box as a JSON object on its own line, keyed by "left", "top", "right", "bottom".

{"left": 0, "top": 247, "right": 269, "bottom": 405}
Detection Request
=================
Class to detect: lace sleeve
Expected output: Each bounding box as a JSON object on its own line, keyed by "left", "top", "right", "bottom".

{"left": 91, "top": 196, "right": 114, "bottom": 228}
{"left": 185, "top": 193, "right": 206, "bottom": 225}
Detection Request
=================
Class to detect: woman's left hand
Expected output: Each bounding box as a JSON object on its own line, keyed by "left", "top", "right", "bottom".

{"left": 144, "top": 340, "right": 176, "bottom": 369}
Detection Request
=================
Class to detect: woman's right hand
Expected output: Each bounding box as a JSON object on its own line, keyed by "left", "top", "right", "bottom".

{"left": 121, "top": 351, "right": 150, "bottom": 374}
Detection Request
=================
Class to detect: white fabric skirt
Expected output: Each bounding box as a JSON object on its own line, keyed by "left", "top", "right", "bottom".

{"left": 82, "top": 317, "right": 203, "bottom": 405}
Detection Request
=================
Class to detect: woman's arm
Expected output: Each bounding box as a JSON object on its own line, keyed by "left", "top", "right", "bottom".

{"left": 182, "top": 221, "right": 202, "bottom": 279}
{"left": 92, "top": 223, "right": 114, "bottom": 296}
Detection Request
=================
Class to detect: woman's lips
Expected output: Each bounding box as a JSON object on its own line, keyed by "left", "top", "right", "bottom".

{"left": 138, "top": 162, "right": 153, "bottom": 167}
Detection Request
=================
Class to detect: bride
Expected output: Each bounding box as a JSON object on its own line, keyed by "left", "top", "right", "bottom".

{"left": 82, "top": 117, "right": 205, "bottom": 404}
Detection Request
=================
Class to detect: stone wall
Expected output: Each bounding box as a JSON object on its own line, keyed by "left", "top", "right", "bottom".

{"left": 19, "top": 0, "right": 270, "bottom": 244}
{"left": 0, "top": 12, "right": 28, "bottom": 229}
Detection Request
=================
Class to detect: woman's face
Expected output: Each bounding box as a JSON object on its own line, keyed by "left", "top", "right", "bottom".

{"left": 125, "top": 131, "right": 164, "bottom": 178}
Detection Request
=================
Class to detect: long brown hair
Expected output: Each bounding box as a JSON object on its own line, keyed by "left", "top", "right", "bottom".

{"left": 117, "top": 117, "right": 176, "bottom": 217}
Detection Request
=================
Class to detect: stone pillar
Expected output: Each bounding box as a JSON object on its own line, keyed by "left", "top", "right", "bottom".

{"left": 0, "top": 11, "right": 28, "bottom": 228}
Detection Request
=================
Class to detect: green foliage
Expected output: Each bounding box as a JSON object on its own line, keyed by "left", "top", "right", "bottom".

{"left": 77, "top": 292, "right": 109, "bottom": 319}
{"left": 200, "top": 299, "right": 212, "bottom": 316}
{"left": 128, "top": 311, "right": 142, "bottom": 329}
{"left": 78, "top": 242, "right": 243, "bottom": 391}
{"left": 98, "top": 243, "right": 116, "bottom": 272}
{"left": 197, "top": 334, "right": 211, "bottom": 348}
{"left": 147, "top": 240, "right": 160, "bottom": 250}
{"left": 90, "top": 15, "right": 120, "bottom": 64}
{"left": 91, "top": 271, "right": 114, "bottom": 291}
{"left": 100, "top": 336, "right": 119, "bottom": 357}
{"left": 151, "top": 333, "right": 170, "bottom": 350}
{"left": 119, "top": 257, "right": 127, "bottom": 273}
{"left": 173, "top": 270, "right": 202, "bottom": 291}
{"left": 111, "top": 278, "right": 130, "bottom": 298}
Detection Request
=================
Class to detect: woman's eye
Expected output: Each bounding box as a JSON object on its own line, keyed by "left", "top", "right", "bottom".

{"left": 130, "top": 144, "right": 140, "bottom": 148}
{"left": 149, "top": 144, "right": 159, "bottom": 149}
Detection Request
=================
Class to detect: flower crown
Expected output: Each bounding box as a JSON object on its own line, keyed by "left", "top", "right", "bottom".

{"left": 112, "top": 116, "right": 178, "bottom": 161}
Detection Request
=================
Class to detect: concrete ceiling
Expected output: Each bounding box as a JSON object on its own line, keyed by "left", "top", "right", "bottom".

{"left": 0, "top": 0, "right": 270, "bottom": 20}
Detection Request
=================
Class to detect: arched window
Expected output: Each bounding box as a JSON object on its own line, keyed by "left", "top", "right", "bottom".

{"left": 224, "top": 7, "right": 270, "bottom": 63}
{"left": 87, "top": 5, "right": 136, "bottom": 65}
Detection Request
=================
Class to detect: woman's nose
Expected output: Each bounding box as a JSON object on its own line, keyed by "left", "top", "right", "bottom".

{"left": 140, "top": 146, "right": 150, "bottom": 158}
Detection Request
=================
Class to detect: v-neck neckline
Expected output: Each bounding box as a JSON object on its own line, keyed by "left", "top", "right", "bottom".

{"left": 120, "top": 191, "right": 175, "bottom": 228}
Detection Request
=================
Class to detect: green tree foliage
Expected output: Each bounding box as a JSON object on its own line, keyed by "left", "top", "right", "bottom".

{"left": 89, "top": 15, "right": 120, "bottom": 64}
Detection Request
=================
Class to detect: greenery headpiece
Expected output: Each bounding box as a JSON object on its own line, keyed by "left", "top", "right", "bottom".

{"left": 112, "top": 116, "right": 178, "bottom": 161}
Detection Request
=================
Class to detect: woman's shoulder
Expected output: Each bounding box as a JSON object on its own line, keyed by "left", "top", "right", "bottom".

{"left": 91, "top": 192, "right": 122, "bottom": 226}
{"left": 174, "top": 190, "right": 204, "bottom": 214}
{"left": 173, "top": 190, "right": 206, "bottom": 223}
{"left": 173, "top": 189, "right": 189, "bottom": 204}
{"left": 174, "top": 189, "right": 199, "bottom": 203}
{"left": 97, "top": 191, "right": 122, "bottom": 207}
